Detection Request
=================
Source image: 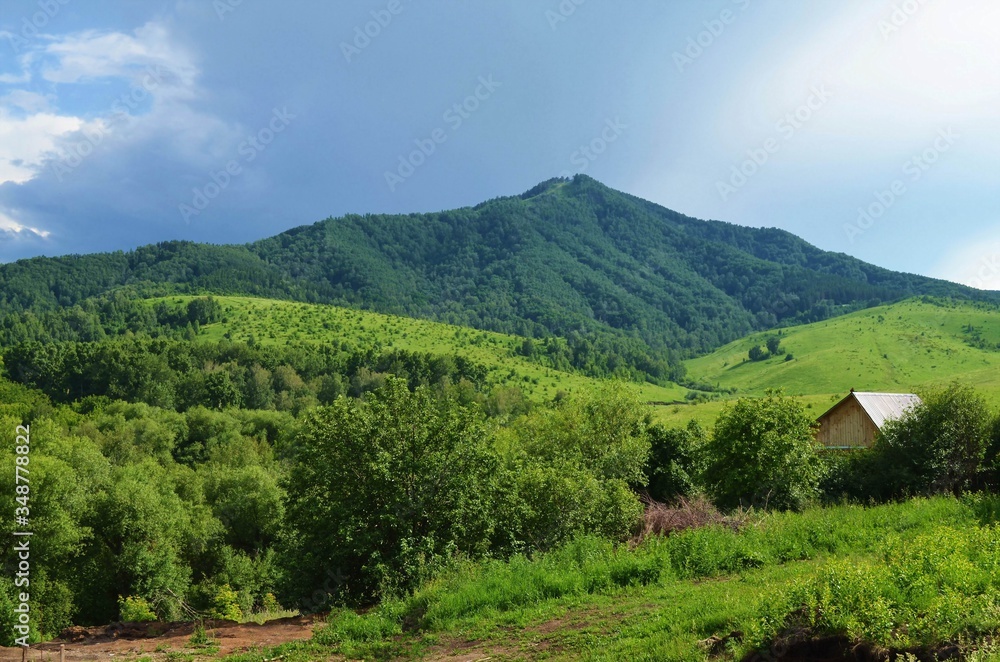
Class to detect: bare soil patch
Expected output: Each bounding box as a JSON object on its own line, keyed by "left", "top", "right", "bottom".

{"left": 0, "top": 615, "right": 322, "bottom": 661}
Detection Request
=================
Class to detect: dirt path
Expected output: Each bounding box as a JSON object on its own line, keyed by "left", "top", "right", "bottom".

{"left": 0, "top": 615, "right": 322, "bottom": 661}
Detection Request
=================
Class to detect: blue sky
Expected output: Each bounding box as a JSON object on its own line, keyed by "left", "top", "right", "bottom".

{"left": 0, "top": 0, "right": 997, "bottom": 288}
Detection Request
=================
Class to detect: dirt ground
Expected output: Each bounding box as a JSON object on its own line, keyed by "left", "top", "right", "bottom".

{"left": 0, "top": 615, "right": 322, "bottom": 662}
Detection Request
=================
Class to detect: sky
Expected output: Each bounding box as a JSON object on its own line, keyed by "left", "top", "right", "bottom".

{"left": 0, "top": 0, "right": 997, "bottom": 288}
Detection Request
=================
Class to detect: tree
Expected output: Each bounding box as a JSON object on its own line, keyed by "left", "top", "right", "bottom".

{"left": 186, "top": 296, "right": 222, "bottom": 325}
{"left": 503, "top": 383, "right": 649, "bottom": 549}
{"left": 765, "top": 336, "right": 782, "bottom": 355}
{"left": 748, "top": 345, "right": 766, "bottom": 361}
{"left": 703, "top": 390, "right": 821, "bottom": 510}
{"left": 283, "top": 378, "right": 500, "bottom": 603}
{"left": 873, "top": 383, "right": 992, "bottom": 497}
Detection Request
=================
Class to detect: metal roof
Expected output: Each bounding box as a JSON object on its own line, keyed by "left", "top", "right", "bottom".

{"left": 821, "top": 391, "right": 923, "bottom": 429}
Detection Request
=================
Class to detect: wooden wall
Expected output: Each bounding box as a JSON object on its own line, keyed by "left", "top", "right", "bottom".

{"left": 815, "top": 399, "right": 877, "bottom": 448}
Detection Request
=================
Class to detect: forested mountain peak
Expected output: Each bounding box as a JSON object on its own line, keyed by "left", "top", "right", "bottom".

{"left": 0, "top": 175, "right": 994, "bottom": 368}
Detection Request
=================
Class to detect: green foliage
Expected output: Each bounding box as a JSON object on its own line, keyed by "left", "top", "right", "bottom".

{"left": 703, "top": 390, "right": 822, "bottom": 510}
{"left": 118, "top": 595, "right": 158, "bottom": 622}
{"left": 2, "top": 177, "right": 993, "bottom": 388}
{"left": 765, "top": 336, "right": 782, "bottom": 355}
{"left": 500, "top": 384, "right": 650, "bottom": 551}
{"left": 873, "top": 382, "right": 994, "bottom": 498}
{"left": 766, "top": 524, "right": 1000, "bottom": 649}
{"left": 685, "top": 298, "right": 1000, "bottom": 403}
{"left": 3, "top": 334, "right": 496, "bottom": 413}
{"left": 283, "top": 379, "right": 501, "bottom": 602}
{"left": 207, "top": 583, "right": 243, "bottom": 621}
{"left": 302, "top": 496, "right": 993, "bottom": 659}
{"left": 645, "top": 421, "right": 703, "bottom": 502}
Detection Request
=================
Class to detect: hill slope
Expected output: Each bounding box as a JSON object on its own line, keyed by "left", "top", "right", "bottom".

{"left": 156, "top": 294, "right": 689, "bottom": 403}
{"left": 648, "top": 298, "right": 1000, "bottom": 427}
{"left": 0, "top": 176, "right": 993, "bottom": 369}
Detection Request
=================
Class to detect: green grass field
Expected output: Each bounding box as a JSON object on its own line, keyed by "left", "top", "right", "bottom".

{"left": 151, "top": 295, "right": 690, "bottom": 404}
{"left": 658, "top": 298, "right": 1000, "bottom": 428}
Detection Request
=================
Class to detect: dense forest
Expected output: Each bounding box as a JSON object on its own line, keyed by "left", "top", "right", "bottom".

{"left": 0, "top": 176, "right": 993, "bottom": 387}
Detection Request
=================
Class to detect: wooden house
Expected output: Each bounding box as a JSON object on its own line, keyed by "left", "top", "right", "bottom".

{"left": 814, "top": 390, "right": 922, "bottom": 449}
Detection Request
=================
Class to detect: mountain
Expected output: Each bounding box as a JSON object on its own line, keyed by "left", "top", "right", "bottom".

{"left": 0, "top": 176, "right": 993, "bottom": 369}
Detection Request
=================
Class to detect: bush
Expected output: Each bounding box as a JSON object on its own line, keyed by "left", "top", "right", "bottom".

{"left": 873, "top": 383, "right": 992, "bottom": 498}
{"left": 283, "top": 379, "right": 501, "bottom": 604}
{"left": 207, "top": 583, "right": 243, "bottom": 621}
{"left": 501, "top": 384, "right": 650, "bottom": 551}
{"left": 645, "top": 421, "right": 703, "bottom": 502}
{"left": 118, "top": 595, "right": 157, "bottom": 622}
{"left": 703, "top": 390, "right": 822, "bottom": 511}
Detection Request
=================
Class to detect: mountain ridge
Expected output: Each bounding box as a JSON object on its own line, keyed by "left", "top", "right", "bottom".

{"left": 0, "top": 176, "right": 993, "bottom": 370}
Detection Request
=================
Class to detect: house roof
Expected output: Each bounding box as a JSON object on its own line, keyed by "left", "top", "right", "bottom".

{"left": 819, "top": 391, "right": 923, "bottom": 429}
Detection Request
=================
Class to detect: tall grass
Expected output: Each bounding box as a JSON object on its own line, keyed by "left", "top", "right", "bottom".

{"left": 314, "top": 494, "right": 998, "bottom": 654}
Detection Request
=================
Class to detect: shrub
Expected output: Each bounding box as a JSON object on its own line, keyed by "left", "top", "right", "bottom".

{"left": 207, "top": 583, "right": 243, "bottom": 621}
{"left": 874, "top": 382, "right": 992, "bottom": 497}
{"left": 118, "top": 595, "right": 157, "bottom": 622}
{"left": 703, "top": 390, "right": 822, "bottom": 511}
{"left": 501, "top": 383, "right": 650, "bottom": 551}
{"left": 645, "top": 421, "right": 703, "bottom": 502}
{"left": 283, "top": 378, "right": 501, "bottom": 604}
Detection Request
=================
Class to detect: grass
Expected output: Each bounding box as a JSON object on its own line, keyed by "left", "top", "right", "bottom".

{"left": 150, "top": 295, "right": 690, "bottom": 404}
{"left": 154, "top": 295, "right": 1000, "bottom": 432}
{"left": 223, "top": 495, "right": 1000, "bottom": 661}
{"left": 660, "top": 298, "right": 1000, "bottom": 428}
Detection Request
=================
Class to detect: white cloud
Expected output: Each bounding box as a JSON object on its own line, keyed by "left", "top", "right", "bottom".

{"left": 0, "top": 107, "right": 83, "bottom": 183}
{"left": 40, "top": 22, "right": 198, "bottom": 91}
{"left": 0, "top": 20, "right": 234, "bottom": 186}
{"left": 930, "top": 231, "right": 1000, "bottom": 290}
{"left": 0, "top": 210, "right": 50, "bottom": 239}
{"left": 715, "top": 0, "right": 1000, "bottom": 156}
{"left": 1, "top": 89, "right": 51, "bottom": 113}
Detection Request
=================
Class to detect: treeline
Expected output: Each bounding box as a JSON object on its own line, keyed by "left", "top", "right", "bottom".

{"left": 3, "top": 334, "right": 496, "bottom": 415}
{"left": 0, "top": 293, "right": 684, "bottom": 387}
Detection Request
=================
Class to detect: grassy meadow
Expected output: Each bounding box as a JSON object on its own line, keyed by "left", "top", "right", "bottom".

{"left": 150, "top": 295, "right": 690, "bottom": 404}
{"left": 222, "top": 495, "right": 1000, "bottom": 661}
{"left": 659, "top": 298, "right": 1000, "bottom": 427}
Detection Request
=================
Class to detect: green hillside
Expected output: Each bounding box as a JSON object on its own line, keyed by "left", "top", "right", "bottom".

{"left": 2, "top": 176, "right": 996, "bottom": 388}
{"left": 657, "top": 298, "right": 1000, "bottom": 426}
{"left": 155, "top": 294, "right": 689, "bottom": 404}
